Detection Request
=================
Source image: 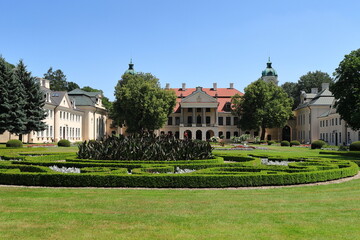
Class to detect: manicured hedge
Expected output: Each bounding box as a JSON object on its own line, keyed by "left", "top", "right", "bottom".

{"left": 281, "top": 141, "right": 290, "bottom": 146}
{"left": 0, "top": 162, "right": 357, "bottom": 187}
{"left": 6, "top": 140, "right": 23, "bottom": 148}
{"left": 58, "top": 139, "right": 71, "bottom": 147}
{"left": 290, "top": 141, "right": 300, "bottom": 147}
{"left": 0, "top": 151, "right": 358, "bottom": 188}
{"left": 350, "top": 141, "right": 360, "bottom": 151}
{"left": 311, "top": 140, "right": 326, "bottom": 149}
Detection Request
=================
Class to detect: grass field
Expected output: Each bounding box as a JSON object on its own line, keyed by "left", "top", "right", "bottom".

{"left": 0, "top": 144, "right": 359, "bottom": 239}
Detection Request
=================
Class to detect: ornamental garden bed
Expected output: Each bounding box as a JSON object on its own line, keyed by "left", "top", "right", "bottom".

{"left": 0, "top": 150, "right": 357, "bottom": 188}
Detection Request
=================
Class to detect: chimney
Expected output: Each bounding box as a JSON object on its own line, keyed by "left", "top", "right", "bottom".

{"left": 182, "top": 83, "right": 186, "bottom": 91}
{"left": 213, "top": 83, "right": 217, "bottom": 91}
{"left": 229, "top": 83, "right": 234, "bottom": 89}
{"left": 311, "top": 88, "right": 318, "bottom": 94}
{"left": 322, "top": 83, "right": 330, "bottom": 90}
{"left": 165, "top": 83, "right": 170, "bottom": 89}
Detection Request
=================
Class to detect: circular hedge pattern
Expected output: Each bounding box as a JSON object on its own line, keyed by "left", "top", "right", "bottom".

{"left": 0, "top": 151, "right": 358, "bottom": 188}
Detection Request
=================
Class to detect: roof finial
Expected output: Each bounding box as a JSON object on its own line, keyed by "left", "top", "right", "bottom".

{"left": 268, "top": 57, "right": 271, "bottom": 62}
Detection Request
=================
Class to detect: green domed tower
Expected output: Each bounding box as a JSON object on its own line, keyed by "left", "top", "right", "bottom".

{"left": 261, "top": 57, "right": 278, "bottom": 85}
{"left": 124, "top": 59, "right": 136, "bottom": 75}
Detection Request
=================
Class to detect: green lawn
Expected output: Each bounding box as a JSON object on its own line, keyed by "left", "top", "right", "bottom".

{"left": 0, "top": 180, "right": 360, "bottom": 240}
{"left": 0, "top": 145, "right": 359, "bottom": 239}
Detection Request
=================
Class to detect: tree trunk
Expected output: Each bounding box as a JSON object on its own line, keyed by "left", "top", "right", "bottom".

{"left": 260, "top": 126, "right": 266, "bottom": 140}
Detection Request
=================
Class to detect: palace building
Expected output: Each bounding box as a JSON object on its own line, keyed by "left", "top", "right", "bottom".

{"left": 0, "top": 78, "right": 109, "bottom": 143}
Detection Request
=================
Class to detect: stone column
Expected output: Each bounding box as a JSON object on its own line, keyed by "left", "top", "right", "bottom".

{"left": 180, "top": 107, "right": 184, "bottom": 127}
{"left": 215, "top": 108, "right": 218, "bottom": 126}
{"left": 202, "top": 108, "right": 206, "bottom": 127}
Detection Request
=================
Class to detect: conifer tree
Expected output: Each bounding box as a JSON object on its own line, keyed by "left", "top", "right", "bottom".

{"left": 7, "top": 61, "right": 27, "bottom": 137}
{"left": 15, "top": 60, "right": 46, "bottom": 139}
{"left": 0, "top": 56, "right": 12, "bottom": 134}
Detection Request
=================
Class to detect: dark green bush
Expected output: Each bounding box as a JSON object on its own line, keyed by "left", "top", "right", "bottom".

{"left": 350, "top": 141, "right": 360, "bottom": 151}
{"left": 290, "top": 141, "right": 300, "bottom": 147}
{"left": 259, "top": 140, "right": 267, "bottom": 144}
{"left": 6, "top": 140, "right": 23, "bottom": 148}
{"left": 311, "top": 140, "right": 326, "bottom": 149}
{"left": 280, "top": 141, "right": 290, "bottom": 146}
{"left": 267, "top": 140, "right": 275, "bottom": 145}
{"left": 77, "top": 134, "right": 213, "bottom": 161}
{"left": 58, "top": 140, "right": 71, "bottom": 147}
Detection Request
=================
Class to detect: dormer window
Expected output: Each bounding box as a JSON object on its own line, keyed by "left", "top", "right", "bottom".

{"left": 224, "top": 102, "right": 231, "bottom": 112}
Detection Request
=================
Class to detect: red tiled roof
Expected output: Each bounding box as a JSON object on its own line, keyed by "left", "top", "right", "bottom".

{"left": 170, "top": 88, "right": 243, "bottom": 113}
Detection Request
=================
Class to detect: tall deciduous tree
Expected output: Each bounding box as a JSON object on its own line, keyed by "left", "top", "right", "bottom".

{"left": 232, "top": 79, "right": 293, "bottom": 140}
{"left": 0, "top": 56, "right": 13, "bottom": 134}
{"left": 331, "top": 48, "right": 360, "bottom": 130}
{"left": 81, "top": 86, "right": 112, "bottom": 110}
{"left": 15, "top": 60, "right": 46, "bottom": 139}
{"left": 112, "top": 72, "right": 176, "bottom": 134}
{"left": 281, "top": 71, "right": 334, "bottom": 109}
{"left": 43, "top": 67, "right": 68, "bottom": 91}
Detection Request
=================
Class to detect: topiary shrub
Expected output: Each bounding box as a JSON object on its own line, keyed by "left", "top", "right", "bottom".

{"left": 58, "top": 139, "right": 71, "bottom": 147}
{"left": 311, "top": 140, "right": 326, "bottom": 149}
{"left": 6, "top": 139, "right": 23, "bottom": 148}
{"left": 280, "top": 140, "right": 290, "bottom": 146}
{"left": 350, "top": 141, "right": 360, "bottom": 151}
{"left": 267, "top": 140, "right": 275, "bottom": 145}
{"left": 259, "top": 140, "right": 267, "bottom": 144}
{"left": 290, "top": 140, "right": 300, "bottom": 147}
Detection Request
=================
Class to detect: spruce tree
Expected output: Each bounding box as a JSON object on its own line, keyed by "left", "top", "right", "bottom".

{"left": 15, "top": 60, "right": 46, "bottom": 138}
{"left": 7, "top": 61, "right": 27, "bottom": 137}
{"left": 0, "top": 56, "right": 12, "bottom": 134}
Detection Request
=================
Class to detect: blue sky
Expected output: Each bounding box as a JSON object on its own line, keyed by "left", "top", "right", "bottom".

{"left": 1, "top": 0, "right": 359, "bottom": 100}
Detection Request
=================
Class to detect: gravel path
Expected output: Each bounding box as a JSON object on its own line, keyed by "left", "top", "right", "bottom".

{"left": 0, "top": 173, "right": 359, "bottom": 190}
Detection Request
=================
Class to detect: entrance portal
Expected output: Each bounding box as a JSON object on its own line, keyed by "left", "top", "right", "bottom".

{"left": 282, "top": 126, "right": 291, "bottom": 142}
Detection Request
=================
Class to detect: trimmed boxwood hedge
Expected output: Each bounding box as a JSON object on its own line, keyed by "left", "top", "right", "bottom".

{"left": 0, "top": 150, "right": 358, "bottom": 188}
{"left": 6, "top": 140, "right": 23, "bottom": 148}
{"left": 350, "top": 141, "right": 360, "bottom": 151}
{"left": 281, "top": 141, "right": 290, "bottom": 147}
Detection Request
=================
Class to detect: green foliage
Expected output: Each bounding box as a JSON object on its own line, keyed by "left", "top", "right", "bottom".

{"left": 6, "top": 140, "right": 23, "bottom": 148}
{"left": 58, "top": 140, "right": 71, "bottom": 147}
{"left": 0, "top": 56, "right": 13, "bottom": 134}
{"left": 350, "top": 141, "right": 360, "bottom": 151}
{"left": 77, "top": 134, "right": 213, "bottom": 161}
{"left": 259, "top": 140, "right": 267, "bottom": 144}
{"left": 232, "top": 80, "right": 293, "bottom": 140}
{"left": 311, "top": 140, "right": 326, "bottom": 149}
{"left": 15, "top": 60, "right": 46, "bottom": 135}
{"left": 267, "top": 140, "right": 275, "bottom": 145}
{"left": 331, "top": 48, "right": 360, "bottom": 130}
{"left": 80, "top": 86, "right": 112, "bottom": 110}
{"left": 112, "top": 72, "right": 176, "bottom": 133}
{"left": 290, "top": 140, "right": 301, "bottom": 147}
{"left": 281, "top": 140, "right": 290, "bottom": 146}
{"left": 281, "top": 71, "right": 334, "bottom": 110}
{"left": 67, "top": 81, "right": 80, "bottom": 91}
{"left": 43, "top": 67, "right": 68, "bottom": 91}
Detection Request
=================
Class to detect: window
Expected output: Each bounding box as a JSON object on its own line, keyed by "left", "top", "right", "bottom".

{"left": 206, "top": 108, "right": 210, "bottom": 112}
{"left": 188, "top": 108, "right": 192, "bottom": 113}
{"left": 332, "top": 119, "right": 334, "bottom": 126}
{"left": 219, "top": 131, "right": 223, "bottom": 138}
{"left": 326, "top": 120, "right": 328, "bottom": 127}
{"left": 50, "top": 126, "right": 53, "bottom": 137}
{"left": 254, "top": 131, "right": 259, "bottom": 137}
{"left": 348, "top": 132, "right": 351, "bottom": 143}
{"left": 234, "top": 131, "right": 239, "bottom": 137}
{"left": 320, "top": 121, "right": 322, "bottom": 128}
{"left": 197, "top": 108, "right": 201, "bottom": 112}
{"left": 226, "top": 117, "right": 231, "bottom": 126}
{"left": 224, "top": 102, "right": 231, "bottom": 112}
{"left": 60, "top": 111, "right": 62, "bottom": 119}
{"left": 218, "top": 117, "right": 223, "bottom": 126}
{"left": 168, "top": 131, "right": 173, "bottom": 136}
{"left": 226, "top": 131, "right": 231, "bottom": 139}
{"left": 60, "top": 127, "right": 62, "bottom": 138}
{"left": 339, "top": 118, "right": 342, "bottom": 125}
{"left": 187, "top": 116, "right": 192, "bottom": 124}
{"left": 160, "top": 131, "right": 165, "bottom": 135}
{"left": 206, "top": 116, "right": 210, "bottom": 124}
{"left": 167, "top": 117, "right": 173, "bottom": 125}
{"left": 339, "top": 132, "right": 342, "bottom": 144}
{"left": 335, "top": 118, "right": 337, "bottom": 125}
{"left": 234, "top": 117, "right": 238, "bottom": 126}
{"left": 196, "top": 115, "right": 201, "bottom": 124}
{"left": 175, "top": 117, "right": 180, "bottom": 125}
